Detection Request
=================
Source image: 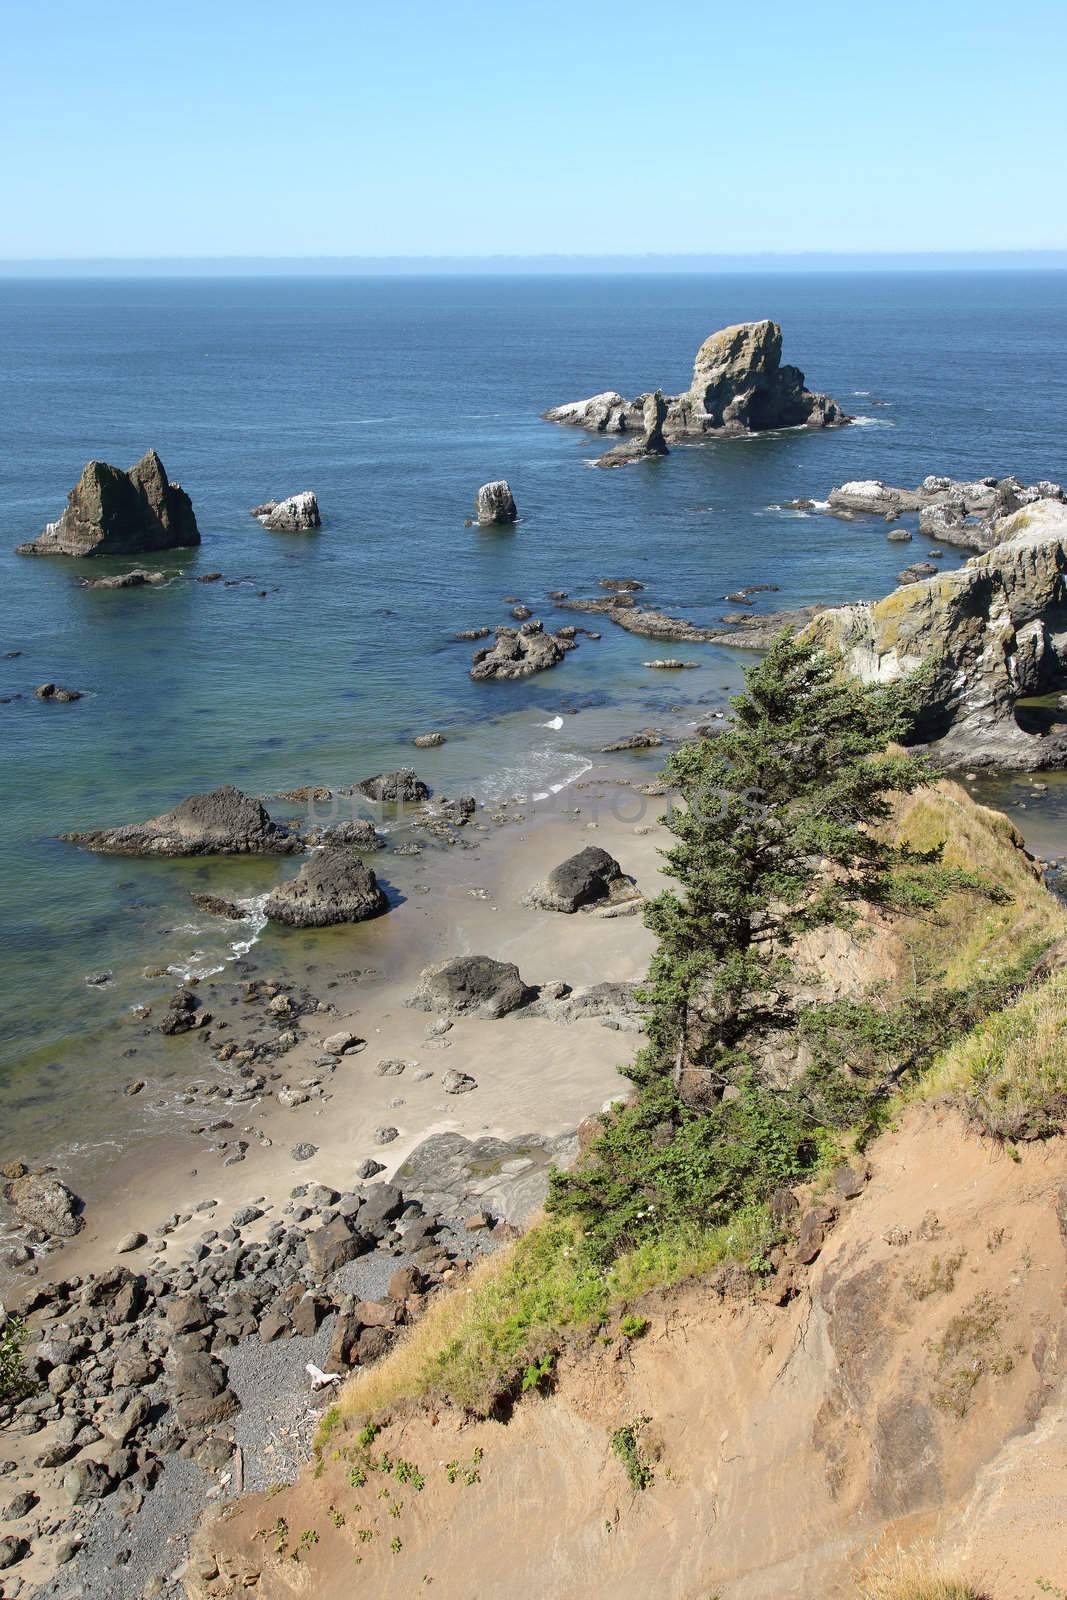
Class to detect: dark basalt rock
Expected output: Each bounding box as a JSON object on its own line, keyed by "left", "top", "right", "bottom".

{"left": 470, "top": 619, "right": 576, "bottom": 680}
{"left": 60, "top": 784, "right": 301, "bottom": 857}
{"left": 355, "top": 769, "right": 430, "bottom": 804}
{"left": 595, "top": 390, "right": 669, "bottom": 467}
{"left": 17, "top": 449, "right": 199, "bottom": 557}
{"left": 265, "top": 849, "right": 389, "bottom": 927}
{"left": 525, "top": 845, "right": 626, "bottom": 913}
{"left": 408, "top": 955, "right": 531, "bottom": 1018}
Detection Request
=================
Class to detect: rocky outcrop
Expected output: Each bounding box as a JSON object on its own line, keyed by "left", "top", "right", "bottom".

{"left": 474, "top": 481, "right": 518, "bottom": 525}
{"left": 544, "top": 321, "right": 848, "bottom": 443}
{"left": 805, "top": 499, "right": 1067, "bottom": 769}
{"left": 81, "top": 569, "right": 166, "bottom": 589}
{"left": 524, "top": 846, "right": 630, "bottom": 913}
{"left": 408, "top": 955, "right": 531, "bottom": 1018}
{"left": 60, "top": 785, "right": 301, "bottom": 856}
{"left": 827, "top": 475, "right": 1065, "bottom": 552}
{"left": 355, "top": 769, "right": 430, "bottom": 804}
{"left": 470, "top": 620, "right": 577, "bottom": 680}
{"left": 251, "top": 492, "right": 320, "bottom": 531}
{"left": 17, "top": 450, "right": 199, "bottom": 557}
{"left": 4, "top": 1171, "right": 83, "bottom": 1237}
{"left": 264, "top": 850, "right": 389, "bottom": 927}
{"left": 595, "top": 391, "right": 669, "bottom": 468}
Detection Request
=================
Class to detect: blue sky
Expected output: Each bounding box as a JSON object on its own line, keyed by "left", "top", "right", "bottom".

{"left": 2, "top": 0, "right": 1064, "bottom": 259}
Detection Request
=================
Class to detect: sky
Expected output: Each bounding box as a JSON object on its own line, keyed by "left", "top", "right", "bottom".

{"left": 1, "top": 0, "right": 1065, "bottom": 262}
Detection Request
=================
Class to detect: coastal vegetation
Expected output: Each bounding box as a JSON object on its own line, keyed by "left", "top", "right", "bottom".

{"left": 332, "top": 635, "right": 1067, "bottom": 1428}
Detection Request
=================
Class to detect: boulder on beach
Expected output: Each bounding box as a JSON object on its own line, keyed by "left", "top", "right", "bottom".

{"left": 5, "top": 1171, "right": 83, "bottom": 1238}
{"left": 251, "top": 492, "right": 321, "bottom": 531}
{"left": 544, "top": 322, "right": 848, "bottom": 443}
{"left": 265, "top": 849, "right": 389, "bottom": 927}
{"left": 525, "top": 845, "right": 629, "bottom": 913}
{"left": 355, "top": 768, "right": 430, "bottom": 804}
{"left": 17, "top": 449, "right": 199, "bottom": 557}
{"left": 474, "top": 480, "right": 518, "bottom": 525}
{"left": 470, "top": 619, "right": 576, "bottom": 680}
{"left": 60, "top": 784, "right": 301, "bottom": 856}
{"left": 301, "top": 817, "right": 387, "bottom": 851}
{"left": 409, "top": 955, "right": 531, "bottom": 1018}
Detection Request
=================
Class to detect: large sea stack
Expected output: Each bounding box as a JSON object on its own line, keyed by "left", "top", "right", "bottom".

{"left": 543, "top": 320, "right": 849, "bottom": 441}
{"left": 17, "top": 449, "right": 200, "bottom": 557}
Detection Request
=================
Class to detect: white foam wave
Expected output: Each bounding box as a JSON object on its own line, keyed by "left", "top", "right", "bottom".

{"left": 851, "top": 415, "right": 893, "bottom": 428}
{"left": 478, "top": 750, "right": 593, "bottom": 807}
{"left": 541, "top": 715, "right": 564, "bottom": 729}
{"left": 230, "top": 892, "right": 270, "bottom": 959}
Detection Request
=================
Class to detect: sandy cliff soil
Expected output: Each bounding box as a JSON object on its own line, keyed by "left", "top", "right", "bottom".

{"left": 186, "top": 1106, "right": 1067, "bottom": 1599}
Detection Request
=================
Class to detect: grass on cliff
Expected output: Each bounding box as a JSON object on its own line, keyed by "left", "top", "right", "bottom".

{"left": 918, "top": 966, "right": 1067, "bottom": 1140}
{"left": 856, "top": 1545, "right": 987, "bottom": 1600}
{"left": 331, "top": 1206, "right": 774, "bottom": 1424}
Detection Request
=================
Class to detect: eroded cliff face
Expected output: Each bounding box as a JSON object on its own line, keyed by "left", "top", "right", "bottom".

{"left": 184, "top": 1108, "right": 1067, "bottom": 1600}
{"left": 806, "top": 498, "right": 1067, "bottom": 769}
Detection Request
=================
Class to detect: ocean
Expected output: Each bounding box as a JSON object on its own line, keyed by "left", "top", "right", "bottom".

{"left": 2, "top": 268, "right": 1066, "bottom": 1167}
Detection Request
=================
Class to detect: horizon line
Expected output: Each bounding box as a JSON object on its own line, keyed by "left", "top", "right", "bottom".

{"left": 1, "top": 248, "right": 1066, "bottom": 278}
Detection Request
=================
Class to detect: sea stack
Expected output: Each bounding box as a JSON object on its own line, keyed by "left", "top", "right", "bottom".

{"left": 475, "top": 480, "right": 518, "bottom": 525}
{"left": 544, "top": 320, "right": 849, "bottom": 441}
{"left": 250, "top": 492, "right": 321, "bottom": 531}
{"left": 17, "top": 450, "right": 200, "bottom": 557}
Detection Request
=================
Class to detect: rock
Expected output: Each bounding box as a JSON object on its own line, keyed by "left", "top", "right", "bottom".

{"left": 601, "top": 729, "right": 663, "bottom": 752}
{"left": 413, "top": 732, "right": 446, "bottom": 748}
{"left": 359, "top": 1182, "right": 405, "bottom": 1228}
{"left": 63, "top": 1459, "right": 116, "bottom": 1504}
{"left": 833, "top": 1164, "right": 868, "bottom": 1200}
{"left": 251, "top": 492, "right": 320, "bottom": 531}
{"left": 805, "top": 499, "right": 1067, "bottom": 769}
{"left": 35, "top": 682, "right": 82, "bottom": 701}
{"left": 82, "top": 567, "right": 167, "bottom": 588}
{"left": 301, "top": 818, "right": 386, "bottom": 852}
{"left": 264, "top": 850, "right": 388, "bottom": 927}
{"left": 0, "top": 1491, "right": 37, "bottom": 1519}
{"left": 61, "top": 784, "right": 300, "bottom": 856}
{"left": 355, "top": 768, "right": 430, "bottom": 804}
{"left": 470, "top": 620, "right": 576, "bottom": 681}
{"left": 290, "top": 1143, "right": 318, "bottom": 1161}
{"left": 474, "top": 480, "right": 518, "bottom": 525}
{"left": 170, "top": 1351, "right": 238, "bottom": 1429}
{"left": 159, "top": 988, "right": 203, "bottom": 1036}
{"left": 409, "top": 955, "right": 530, "bottom": 1018}
{"left": 306, "top": 1215, "right": 366, "bottom": 1276}
{"left": 827, "top": 474, "right": 1065, "bottom": 553}
{"left": 322, "top": 1030, "right": 365, "bottom": 1055}
{"left": 17, "top": 449, "right": 199, "bottom": 557}
{"left": 375, "top": 1058, "right": 409, "bottom": 1076}
{"left": 117, "top": 1231, "right": 147, "bottom": 1254}
{"left": 356, "top": 1325, "right": 393, "bottom": 1364}
{"left": 442, "top": 1069, "right": 477, "bottom": 1094}
{"left": 0, "top": 1536, "right": 30, "bottom": 1569}
{"left": 644, "top": 658, "right": 697, "bottom": 669}
{"left": 525, "top": 845, "right": 626, "bottom": 913}
{"left": 373, "top": 1126, "right": 399, "bottom": 1145}
{"left": 356, "top": 1159, "right": 385, "bottom": 1180}
{"left": 795, "top": 1204, "right": 837, "bottom": 1265}
{"left": 190, "top": 892, "right": 245, "bottom": 919}
{"left": 886, "top": 529, "right": 913, "bottom": 543}
{"left": 595, "top": 390, "right": 669, "bottom": 467}
{"left": 388, "top": 1264, "right": 423, "bottom": 1300}
{"left": 545, "top": 322, "right": 848, "bottom": 443}
{"left": 6, "top": 1172, "right": 82, "bottom": 1237}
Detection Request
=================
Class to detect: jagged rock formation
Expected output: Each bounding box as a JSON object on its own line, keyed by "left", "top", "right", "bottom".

{"left": 81, "top": 569, "right": 166, "bottom": 589}
{"left": 251, "top": 492, "right": 320, "bottom": 531}
{"left": 594, "top": 391, "right": 669, "bottom": 467}
{"left": 806, "top": 498, "right": 1067, "bottom": 769}
{"left": 264, "top": 850, "right": 388, "bottom": 927}
{"left": 60, "top": 785, "right": 301, "bottom": 856}
{"left": 558, "top": 592, "right": 827, "bottom": 650}
{"left": 474, "top": 480, "right": 518, "bottom": 525}
{"left": 544, "top": 320, "right": 849, "bottom": 442}
{"left": 470, "top": 620, "right": 577, "bottom": 680}
{"left": 827, "top": 474, "right": 1065, "bottom": 551}
{"left": 17, "top": 450, "right": 199, "bottom": 557}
